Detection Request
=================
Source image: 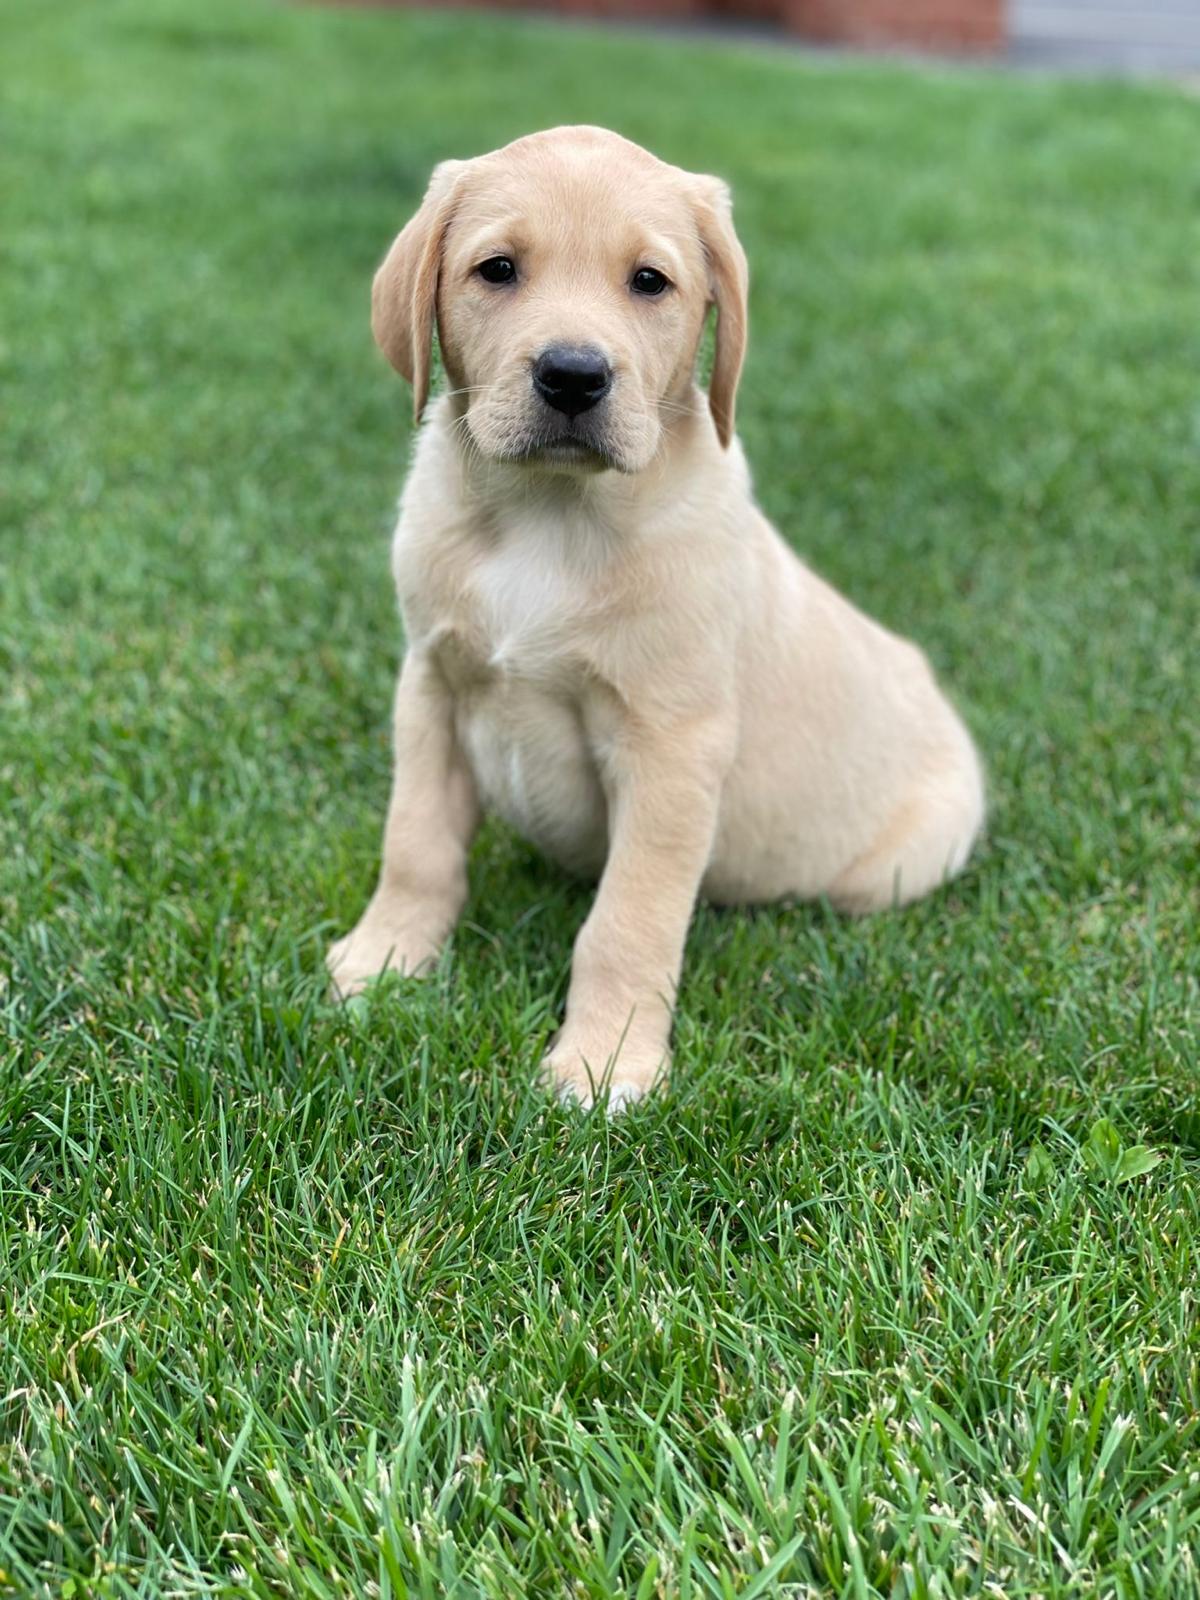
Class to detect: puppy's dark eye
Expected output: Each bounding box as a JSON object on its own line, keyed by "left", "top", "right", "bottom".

{"left": 631, "top": 267, "right": 670, "bottom": 297}
{"left": 477, "top": 256, "right": 517, "bottom": 285}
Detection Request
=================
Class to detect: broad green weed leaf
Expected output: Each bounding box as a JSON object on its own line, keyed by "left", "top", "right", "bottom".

{"left": 1113, "top": 1145, "right": 1161, "bottom": 1184}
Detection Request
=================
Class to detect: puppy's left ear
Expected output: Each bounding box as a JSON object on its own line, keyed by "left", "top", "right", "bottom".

{"left": 372, "top": 159, "right": 466, "bottom": 423}
{"left": 693, "top": 176, "right": 749, "bottom": 449}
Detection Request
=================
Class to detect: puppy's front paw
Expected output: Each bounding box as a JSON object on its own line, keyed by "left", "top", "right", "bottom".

{"left": 325, "top": 909, "right": 441, "bottom": 999}
{"left": 543, "top": 1036, "right": 669, "bottom": 1114}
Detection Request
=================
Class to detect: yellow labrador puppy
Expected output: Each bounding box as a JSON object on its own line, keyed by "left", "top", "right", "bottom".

{"left": 328, "top": 126, "right": 984, "bottom": 1107}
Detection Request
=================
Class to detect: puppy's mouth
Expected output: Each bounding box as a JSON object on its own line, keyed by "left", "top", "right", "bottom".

{"left": 525, "top": 436, "right": 614, "bottom": 469}
{"left": 503, "top": 426, "right": 623, "bottom": 474}
{"left": 462, "top": 391, "right": 640, "bottom": 475}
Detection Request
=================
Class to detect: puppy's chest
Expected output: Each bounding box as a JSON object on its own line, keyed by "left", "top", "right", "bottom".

{"left": 425, "top": 528, "right": 598, "bottom": 695}
{"left": 417, "top": 528, "right": 616, "bottom": 870}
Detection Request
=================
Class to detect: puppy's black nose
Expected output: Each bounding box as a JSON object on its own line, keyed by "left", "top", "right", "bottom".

{"left": 532, "top": 346, "right": 612, "bottom": 417}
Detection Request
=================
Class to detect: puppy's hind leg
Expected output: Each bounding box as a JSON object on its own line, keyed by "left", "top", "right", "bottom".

{"left": 826, "top": 749, "right": 984, "bottom": 915}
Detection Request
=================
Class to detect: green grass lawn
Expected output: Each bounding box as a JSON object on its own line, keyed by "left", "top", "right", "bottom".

{"left": 2, "top": 0, "right": 1199, "bottom": 1594}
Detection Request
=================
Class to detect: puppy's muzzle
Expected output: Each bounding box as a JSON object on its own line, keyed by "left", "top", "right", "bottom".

{"left": 532, "top": 345, "right": 612, "bottom": 418}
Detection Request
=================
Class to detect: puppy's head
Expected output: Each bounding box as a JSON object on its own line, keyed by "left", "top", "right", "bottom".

{"left": 372, "top": 126, "right": 748, "bottom": 474}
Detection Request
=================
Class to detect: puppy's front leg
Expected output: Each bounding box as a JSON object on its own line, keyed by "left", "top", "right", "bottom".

{"left": 545, "top": 716, "right": 729, "bottom": 1109}
{"left": 327, "top": 650, "right": 479, "bottom": 997}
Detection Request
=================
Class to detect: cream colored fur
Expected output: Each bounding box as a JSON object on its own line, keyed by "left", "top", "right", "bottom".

{"left": 328, "top": 126, "right": 984, "bottom": 1108}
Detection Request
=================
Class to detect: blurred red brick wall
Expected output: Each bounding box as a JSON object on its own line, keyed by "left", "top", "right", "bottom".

{"left": 783, "top": 0, "right": 1002, "bottom": 49}
{"left": 370, "top": 0, "right": 1006, "bottom": 51}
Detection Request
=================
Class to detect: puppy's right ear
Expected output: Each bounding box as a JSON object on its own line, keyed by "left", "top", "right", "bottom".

{"left": 371, "top": 159, "right": 466, "bottom": 422}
